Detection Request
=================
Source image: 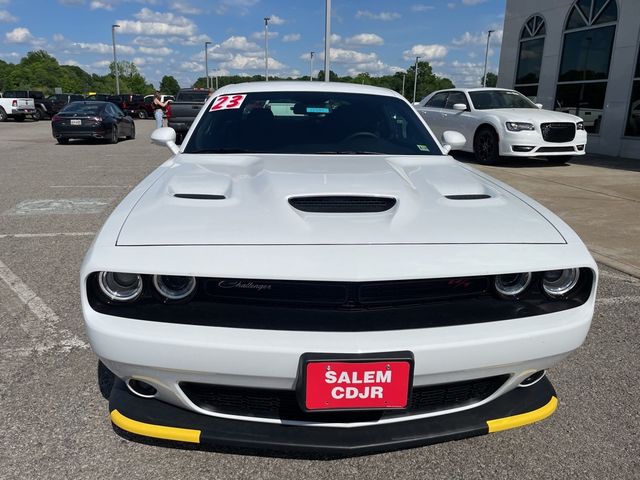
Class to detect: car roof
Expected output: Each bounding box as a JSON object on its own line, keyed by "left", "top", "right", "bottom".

{"left": 432, "top": 87, "right": 517, "bottom": 94}
{"left": 214, "top": 81, "right": 404, "bottom": 99}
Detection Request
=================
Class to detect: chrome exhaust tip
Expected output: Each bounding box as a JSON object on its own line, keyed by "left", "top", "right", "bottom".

{"left": 519, "top": 370, "right": 546, "bottom": 388}
{"left": 126, "top": 378, "right": 158, "bottom": 398}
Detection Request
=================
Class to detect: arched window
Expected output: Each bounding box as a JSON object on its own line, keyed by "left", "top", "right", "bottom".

{"left": 514, "top": 15, "right": 546, "bottom": 99}
{"left": 555, "top": 0, "right": 618, "bottom": 133}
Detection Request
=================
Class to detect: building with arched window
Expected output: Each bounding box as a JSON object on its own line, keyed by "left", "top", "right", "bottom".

{"left": 498, "top": 0, "right": 640, "bottom": 159}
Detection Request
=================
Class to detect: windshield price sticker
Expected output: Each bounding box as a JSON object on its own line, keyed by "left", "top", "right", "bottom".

{"left": 209, "top": 94, "right": 247, "bottom": 111}
{"left": 305, "top": 360, "right": 411, "bottom": 410}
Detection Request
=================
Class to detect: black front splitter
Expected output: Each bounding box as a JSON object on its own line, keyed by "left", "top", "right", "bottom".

{"left": 109, "top": 377, "right": 557, "bottom": 456}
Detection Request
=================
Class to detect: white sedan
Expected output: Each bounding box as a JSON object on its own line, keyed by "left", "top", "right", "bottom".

{"left": 416, "top": 88, "right": 587, "bottom": 164}
{"left": 82, "top": 82, "right": 596, "bottom": 454}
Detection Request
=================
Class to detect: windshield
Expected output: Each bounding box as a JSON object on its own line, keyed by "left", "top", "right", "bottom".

{"left": 185, "top": 91, "right": 440, "bottom": 155}
{"left": 469, "top": 90, "right": 537, "bottom": 110}
{"left": 177, "top": 91, "right": 209, "bottom": 102}
{"left": 60, "top": 102, "right": 104, "bottom": 115}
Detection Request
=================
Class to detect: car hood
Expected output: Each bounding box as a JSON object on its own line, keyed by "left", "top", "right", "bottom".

{"left": 116, "top": 154, "right": 565, "bottom": 246}
{"left": 485, "top": 108, "right": 582, "bottom": 123}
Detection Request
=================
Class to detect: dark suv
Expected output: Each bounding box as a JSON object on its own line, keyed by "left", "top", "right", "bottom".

{"left": 107, "top": 94, "right": 151, "bottom": 119}
{"left": 44, "top": 93, "right": 85, "bottom": 116}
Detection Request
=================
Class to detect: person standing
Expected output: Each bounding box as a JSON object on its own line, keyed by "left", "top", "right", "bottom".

{"left": 153, "top": 91, "right": 169, "bottom": 129}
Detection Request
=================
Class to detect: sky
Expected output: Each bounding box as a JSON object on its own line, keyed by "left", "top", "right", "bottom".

{"left": 0, "top": 0, "right": 505, "bottom": 89}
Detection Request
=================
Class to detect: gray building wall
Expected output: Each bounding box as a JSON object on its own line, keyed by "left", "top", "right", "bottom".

{"left": 497, "top": 0, "right": 640, "bottom": 159}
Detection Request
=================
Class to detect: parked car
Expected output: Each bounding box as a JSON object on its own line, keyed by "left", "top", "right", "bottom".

{"left": 166, "top": 88, "right": 210, "bottom": 143}
{"left": 0, "top": 92, "right": 36, "bottom": 122}
{"left": 51, "top": 101, "right": 135, "bottom": 144}
{"left": 416, "top": 88, "right": 587, "bottom": 164}
{"left": 82, "top": 82, "right": 597, "bottom": 454}
{"left": 86, "top": 93, "right": 110, "bottom": 101}
{"left": 44, "top": 93, "right": 85, "bottom": 116}
{"left": 107, "top": 94, "right": 151, "bottom": 119}
{"left": 144, "top": 94, "right": 175, "bottom": 104}
{"left": 2, "top": 90, "right": 45, "bottom": 120}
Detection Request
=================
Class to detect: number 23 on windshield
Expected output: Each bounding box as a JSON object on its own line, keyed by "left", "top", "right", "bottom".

{"left": 209, "top": 94, "right": 247, "bottom": 111}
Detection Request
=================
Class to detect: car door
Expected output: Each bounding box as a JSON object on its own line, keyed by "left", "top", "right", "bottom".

{"left": 417, "top": 92, "right": 449, "bottom": 140}
{"left": 441, "top": 91, "right": 475, "bottom": 151}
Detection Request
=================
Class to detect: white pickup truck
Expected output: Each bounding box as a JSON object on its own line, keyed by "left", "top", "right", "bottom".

{"left": 0, "top": 93, "right": 36, "bottom": 122}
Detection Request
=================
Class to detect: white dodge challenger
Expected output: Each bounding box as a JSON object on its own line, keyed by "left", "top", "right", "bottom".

{"left": 416, "top": 88, "right": 587, "bottom": 165}
{"left": 81, "top": 82, "right": 597, "bottom": 454}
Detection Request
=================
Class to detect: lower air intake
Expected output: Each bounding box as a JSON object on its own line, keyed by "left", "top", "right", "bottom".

{"left": 289, "top": 196, "right": 397, "bottom": 213}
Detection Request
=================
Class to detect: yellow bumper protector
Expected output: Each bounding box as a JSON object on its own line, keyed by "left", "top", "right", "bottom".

{"left": 110, "top": 409, "right": 201, "bottom": 444}
{"left": 486, "top": 396, "right": 558, "bottom": 433}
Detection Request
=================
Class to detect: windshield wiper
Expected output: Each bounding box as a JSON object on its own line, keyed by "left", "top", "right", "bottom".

{"left": 314, "top": 151, "right": 382, "bottom": 155}
{"left": 188, "top": 148, "right": 256, "bottom": 154}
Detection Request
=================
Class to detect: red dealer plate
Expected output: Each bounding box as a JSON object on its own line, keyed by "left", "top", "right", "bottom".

{"left": 304, "top": 360, "right": 412, "bottom": 411}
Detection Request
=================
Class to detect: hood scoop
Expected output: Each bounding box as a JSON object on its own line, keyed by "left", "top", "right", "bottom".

{"left": 174, "top": 193, "right": 226, "bottom": 200}
{"left": 445, "top": 194, "right": 492, "bottom": 200}
{"left": 289, "top": 195, "right": 397, "bottom": 213}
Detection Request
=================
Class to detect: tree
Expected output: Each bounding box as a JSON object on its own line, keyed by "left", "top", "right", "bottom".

{"left": 159, "top": 75, "right": 180, "bottom": 95}
{"left": 481, "top": 72, "right": 498, "bottom": 87}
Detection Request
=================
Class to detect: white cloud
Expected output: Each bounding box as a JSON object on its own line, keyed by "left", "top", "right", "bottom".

{"left": 53, "top": 33, "right": 65, "bottom": 42}
{"left": 91, "top": 59, "right": 111, "bottom": 69}
{"left": 168, "top": 1, "right": 202, "bottom": 15}
{"left": 214, "top": 0, "right": 259, "bottom": 16}
{"left": 168, "top": 34, "right": 211, "bottom": 46}
{"left": 221, "top": 54, "right": 286, "bottom": 71}
{"left": 402, "top": 44, "right": 448, "bottom": 61}
{"left": 180, "top": 61, "right": 204, "bottom": 72}
{"left": 313, "top": 48, "right": 378, "bottom": 64}
{"left": 251, "top": 30, "right": 278, "bottom": 40}
{"left": 90, "top": 0, "right": 114, "bottom": 10}
{"left": 330, "top": 33, "right": 341, "bottom": 44}
{"left": 138, "top": 45, "right": 173, "bottom": 56}
{"left": 268, "top": 14, "right": 285, "bottom": 25}
{"left": 355, "top": 10, "right": 401, "bottom": 21}
{"left": 452, "top": 29, "right": 502, "bottom": 46}
{"left": 116, "top": 8, "right": 198, "bottom": 36}
{"left": 411, "top": 4, "right": 435, "bottom": 12}
{"left": 5, "top": 27, "right": 33, "bottom": 43}
{"left": 132, "top": 36, "right": 166, "bottom": 46}
{"left": 62, "top": 59, "right": 81, "bottom": 66}
{"left": 0, "top": 51, "right": 20, "bottom": 60}
{"left": 282, "top": 33, "right": 300, "bottom": 42}
{"left": 346, "top": 61, "right": 404, "bottom": 77}
{"left": 0, "top": 9, "right": 17, "bottom": 22}
{"left": 345, "top": 33, "right": 384, "bottom": 46}
{"left": 66, "top": 41, "right": 135, "bottom": 55}
{"left": 462, "top": 0, "right": 487, "bottom": 5}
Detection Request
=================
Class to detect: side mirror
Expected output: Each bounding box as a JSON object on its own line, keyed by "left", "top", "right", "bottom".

{"left": 452, "top": 103, "right": 467, "bottom": 112}
{"left": 151, "top": 127, "right": 179, "bottom": 155}
{"left": 535, "top": 103, "right": 543, "bottom": 109}
{"left": 441, "top": 130, "right": 466, "bottom": 154}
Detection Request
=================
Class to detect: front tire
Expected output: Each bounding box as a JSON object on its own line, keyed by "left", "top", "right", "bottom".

{"left": 0, "top": 107, "right": 7, "bottom": 122}
{"left": 547, "top": 155, "right": 573, "bottom": 164}
{"left": 473, "top": 127, "right": 501, "bottom": 165}
{"left": 109, "top": 126, "right": 119, "bottom": 144}
{"left": 136, "top": 110, "right": 147, "bottom": 119}
{"left": 32, "top": 109, "right": 43, "bottom": 121}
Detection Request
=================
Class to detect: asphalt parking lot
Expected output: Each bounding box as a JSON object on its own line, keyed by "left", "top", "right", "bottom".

{"left": 0, "top": 119, "right": 638, "bottom": 479}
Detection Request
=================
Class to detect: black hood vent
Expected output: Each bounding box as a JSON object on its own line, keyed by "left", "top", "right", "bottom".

{"left": 289, "top": 196, "right": 397, "bottom": 213}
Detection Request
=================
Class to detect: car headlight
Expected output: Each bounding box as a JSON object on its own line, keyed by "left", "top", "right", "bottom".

{"left": 505, "top": 122, "right": 535, "bottom": 132}
{"left": 98, "top": 271, "right": 143, "bottom": 302}
{"left": 494, "top": 272, "right": 532, "bottom": 297}
{"left": 153, "top": 274, "right": 197, "bottom": 301}
{"left": 542, "top": 269, "right": 580, "bottom": 297}
{"left": 576, "top": 122, "right": 584, "bottom": 130}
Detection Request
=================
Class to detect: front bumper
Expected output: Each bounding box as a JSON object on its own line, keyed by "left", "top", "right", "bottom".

{"left": 499, "top": 129, "right": 588, "bottom": 157}
{"left": 109, "top": 375, "right": 557, "bottom": 454}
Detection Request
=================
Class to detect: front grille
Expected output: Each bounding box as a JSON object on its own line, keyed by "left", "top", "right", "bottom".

{"left": 541, "top": 123, "right": 575, "bottom": 143}
{"left": 180, "top": 375, "right": 508, "bottom": 423}
{"left": 289, "top": 196, "right": 396, "bottom": 213}
{"left": 537, "top": 146, "right": 575, "bottom": 153}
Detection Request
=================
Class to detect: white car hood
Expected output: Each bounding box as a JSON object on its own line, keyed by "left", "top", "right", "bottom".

{"left": 116, "top": 154, "right": 565, "bottom": 246}
{"left": 486, "top": 108, "right": 582, "bottom": 123}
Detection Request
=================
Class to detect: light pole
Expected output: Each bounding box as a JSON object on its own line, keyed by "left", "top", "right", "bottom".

{"left": 111, "top": 24, "right": 120, "bottom": 95}
{"left": 310, "top": 51, "right": 315, "bottom": 81}
{"left": 204, "top": 41, "right": 211, "bottom": 89}
{"left": 482, "top": 29, "right": 495, "bottom": 87}
{"left": 324, "top": 0, "right": 331, "bottom": 82}
{"left": 412, "top": 56, "right": 420, "bottom": 104}
{"left": 402, "top": 73, "right": 406, "bottom": 97}
{"left": 264, "top": 17, "right": 270, "bottom": 81}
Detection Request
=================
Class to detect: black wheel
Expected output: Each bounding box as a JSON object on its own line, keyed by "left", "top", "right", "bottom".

{"left": 127, "top": 124, "right": 136, "bottom": 140}
{"left": 473, "top": 127, "right": 500, "bottom": 165}
{"left": 0, "top": 107, "right": 6, "bottom": 122}
{"left": 136, "top": 110, "right": 147, "bottom": 119}
{"left": 32, "top": 109, "right": 43, "bottom": 121}
{"left": 57, "top": 137, "right": 69, "bottom": 145}
{"left": 14, "top": 115, "right": 25, "bottom": 122}
{"left": 109, "top": 126, "right": 119, "bottom": 144}
{"left": 547, "top": 155, "right": 573, "bottom": 164}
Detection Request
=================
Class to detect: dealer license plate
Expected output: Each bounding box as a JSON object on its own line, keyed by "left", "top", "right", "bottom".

{"left": 302, "top": 357, "right": 412, "bottom": 411}
{"left": 70, "top": 119, "right": 81, "bottom": 125}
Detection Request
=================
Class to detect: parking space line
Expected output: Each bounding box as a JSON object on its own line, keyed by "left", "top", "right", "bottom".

{"left": 0, "top": 232, "right": 95, "bottom": 239}
{"left": 0, "top": 259, "right": 89, "bottom": 354}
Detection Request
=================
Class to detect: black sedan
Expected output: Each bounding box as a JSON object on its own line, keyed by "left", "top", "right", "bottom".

{"left": 51, "top": 101, "right": 135, "bottom": 144}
